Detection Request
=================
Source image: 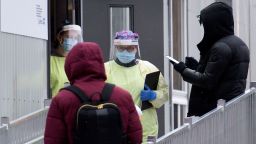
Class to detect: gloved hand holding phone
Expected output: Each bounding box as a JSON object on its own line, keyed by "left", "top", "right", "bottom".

{"left": 174, "top": 62, "right": 186, "bottom": 73}
{"left": 140, "top": 85, "right": 156, "bottom": 101}
{"left": 185, "top": 56, "right": 198, "bottom": 70}
{"left": 165, "top": 56, "right": 187, "bottom": 74}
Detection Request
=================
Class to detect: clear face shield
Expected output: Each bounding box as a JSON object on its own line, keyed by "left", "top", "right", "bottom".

{"left": 57, "top": 24, "right": 83, "bottom": 52}
{"left": 113, "top": 45, "right": 140, "bottom": 63}
{"left": 109, "top": 31, "right": 141, "bottom": 63}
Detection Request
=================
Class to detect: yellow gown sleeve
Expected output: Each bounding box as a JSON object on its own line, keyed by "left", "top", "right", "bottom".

{"left": 50, "top": 56, "right": 69, "bottom": 97}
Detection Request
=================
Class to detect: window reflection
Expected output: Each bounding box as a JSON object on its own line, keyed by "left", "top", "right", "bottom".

{"left": 109, "top": 7, "right": 131, "bottom": 59}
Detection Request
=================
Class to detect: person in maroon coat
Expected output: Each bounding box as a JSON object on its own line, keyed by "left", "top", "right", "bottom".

{"left": 44, "top": 42, "right": 142, "bottom": 144}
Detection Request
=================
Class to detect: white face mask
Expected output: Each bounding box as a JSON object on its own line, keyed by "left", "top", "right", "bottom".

{"left": 63, "top": 38, "right": 78, "bottom": 52}
{"left": 115, "top": 50, "right": 136, "bottom": 63}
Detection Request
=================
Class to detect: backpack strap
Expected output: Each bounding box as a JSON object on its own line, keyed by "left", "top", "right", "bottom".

{"left": 63, "top": 85, "right": 90, "bottom": 103}
{"left": 101, "top": 83, "right": 115, "bottom": 102}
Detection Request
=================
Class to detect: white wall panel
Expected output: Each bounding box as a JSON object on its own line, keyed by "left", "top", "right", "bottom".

{"left": 0, "top": 33, "right": 15, "bottom": 119}
{"left": 0, "top": 1, "right": 48, "bottom": 120}
{"left": 0, "top": 32, "right": 48, "bottom": 120}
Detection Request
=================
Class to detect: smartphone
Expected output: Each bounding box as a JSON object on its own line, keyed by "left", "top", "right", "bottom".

{"left": 165, "top": 56, "right": 179, "bottom": 64}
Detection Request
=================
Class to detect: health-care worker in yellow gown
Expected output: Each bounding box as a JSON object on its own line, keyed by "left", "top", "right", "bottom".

{"left": 104, "top": 30, "right": 168, "bottom": 143}
{"left": 50, "top": 24, "right": 83, "bottom": 97}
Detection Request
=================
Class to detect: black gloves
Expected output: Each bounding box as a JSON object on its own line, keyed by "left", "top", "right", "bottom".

{"left": 174, "top": 62, "right": 186, "bottom": 73}
{"left": 168, "top": 56, "right": 197, "bottom": 74}
{"left": 185, "top": 57, "right": 198, "bottom": 70}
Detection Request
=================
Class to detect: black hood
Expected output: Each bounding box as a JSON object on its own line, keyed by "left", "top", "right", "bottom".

{"left": 197, "top": 2, "right": 234, "bottom": 54}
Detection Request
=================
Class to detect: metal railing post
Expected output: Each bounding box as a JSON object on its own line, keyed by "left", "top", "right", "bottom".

{"left": 250, "top": 81, "right": 256, "bottom": 88}
{"left": 44, "top": 99, "right": 52, "bottom": 107}
{"left": 0, "top": 117, "right": 9, "bottom": 144}
{"left": 217, "top": 99, "right": 226, "bottom": 144}
{"left": 1, "top": 117, "right": 10, "bottom": 129}
{"left": 217, "top": 99, "right": 226, "bottom": 110}
{"left": 184, "top": 116, "right": 199, "bottom": 125}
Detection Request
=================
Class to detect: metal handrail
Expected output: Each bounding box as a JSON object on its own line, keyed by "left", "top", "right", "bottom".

{"left": 24, "top": 136, "right": 44, "bottom": 144}
{"left": 0, "top": 107, "right": 49, "bottom": 144}
{"left": 157, "top": 88, "right": 256, "bottom": 144}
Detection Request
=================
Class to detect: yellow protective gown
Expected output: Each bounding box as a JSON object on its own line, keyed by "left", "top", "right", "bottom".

{"left": 50, "top": 56, "right": 69, "bottom": 97}
{"left": 104, "top": 60, "right": 168, "bottom": 143}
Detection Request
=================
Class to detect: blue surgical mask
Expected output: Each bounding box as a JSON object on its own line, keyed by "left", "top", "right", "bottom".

{"left": 63, "top": 38, "right": 78, "bottom": 52}
{"left": 116, "top": 50, "right": 136, "bottom": 64}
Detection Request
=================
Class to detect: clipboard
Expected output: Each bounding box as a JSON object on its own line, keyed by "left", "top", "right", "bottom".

{"left": 141, "top": 71, "right": 160, "bottom": 111}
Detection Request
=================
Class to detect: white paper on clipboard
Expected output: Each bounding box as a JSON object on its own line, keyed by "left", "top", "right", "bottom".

{"left": 165, "top": 56, "right": 179, "bottom": 64}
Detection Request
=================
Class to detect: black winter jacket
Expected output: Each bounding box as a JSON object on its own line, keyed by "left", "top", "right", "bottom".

{"left": 182, "top": 2, "right": 250, "bottom": 116}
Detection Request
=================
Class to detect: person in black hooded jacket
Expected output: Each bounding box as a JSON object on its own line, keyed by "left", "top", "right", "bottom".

{"left": 172, "top": 2, "right": 250, "bottom": 117}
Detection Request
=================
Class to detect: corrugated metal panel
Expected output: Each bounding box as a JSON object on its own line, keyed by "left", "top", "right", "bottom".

{"left": 0, "top": 5, "right": 48, "bottom": 120}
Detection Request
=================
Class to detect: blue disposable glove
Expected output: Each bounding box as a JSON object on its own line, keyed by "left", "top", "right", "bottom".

{"left": 140, "top": 85, "right": 156, "bottom": 101}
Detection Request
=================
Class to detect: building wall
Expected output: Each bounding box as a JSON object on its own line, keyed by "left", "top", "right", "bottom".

{"left": 0, "top": 3, "right": 48, "bottom": 120}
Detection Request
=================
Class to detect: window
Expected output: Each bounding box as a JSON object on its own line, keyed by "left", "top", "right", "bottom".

{"left": 109, "top": 5, "right": 134, "bottom": 59}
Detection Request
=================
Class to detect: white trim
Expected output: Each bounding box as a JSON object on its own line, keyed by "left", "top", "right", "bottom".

{"left": 169, "top": 0, "right": 174, "bottom": 131}
{"left": 110, "top": 8, "right": 114, "bottom": 59}
{"left": 248, "top": 0, "right": 256, "bottom": 84}
{"left": 172, "top": 90, "right": 188, "bottom": 105}
{"left": 233, "top": 0, "right": 240, "bottom": 36}
{"left": 163, "top": 0, "right": 171, "bottom": 134}
{"left": 24, "top": 136, "right": 44, "bottom": 144}
{"left": 80, "top": 0, "right": 84, "bottom": 35}
{"left": 183, "top": 0, "right": 189, "bottom": 93}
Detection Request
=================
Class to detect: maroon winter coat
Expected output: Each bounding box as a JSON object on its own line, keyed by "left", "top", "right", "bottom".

{"left": 44, "top": 42, "right": 142, "bottom": 144}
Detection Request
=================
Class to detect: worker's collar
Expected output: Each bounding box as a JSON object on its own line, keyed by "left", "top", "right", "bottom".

{"left": 115, "top": 58, "right": 137, "bottom": 67}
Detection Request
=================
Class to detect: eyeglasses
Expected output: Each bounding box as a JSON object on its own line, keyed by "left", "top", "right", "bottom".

{"left": 116, "top": 46, "right": 137, "bottom": 52}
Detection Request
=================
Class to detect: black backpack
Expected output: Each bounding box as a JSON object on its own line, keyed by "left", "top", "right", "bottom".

{"left": 63, "top": 83, "right": 125, "bottom": 144}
